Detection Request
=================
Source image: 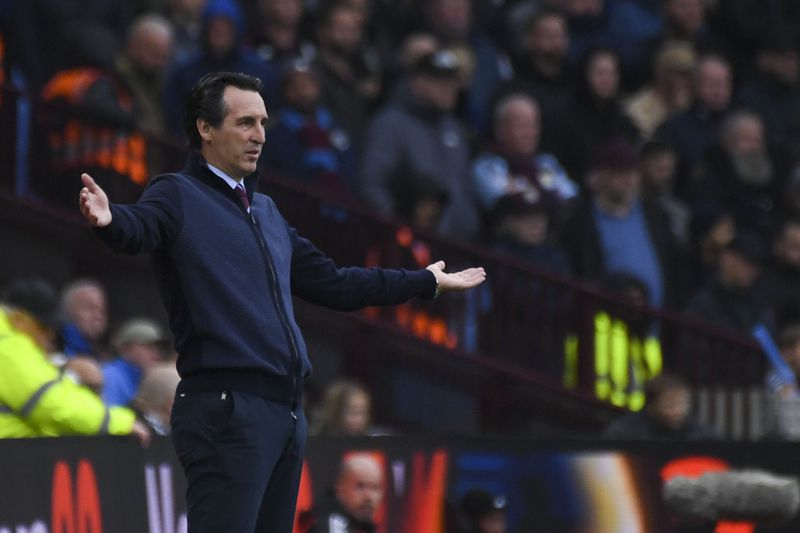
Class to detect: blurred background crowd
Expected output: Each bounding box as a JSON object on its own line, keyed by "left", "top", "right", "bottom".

{"left": 3, "top": 0, "right": 800, "bottom": 432}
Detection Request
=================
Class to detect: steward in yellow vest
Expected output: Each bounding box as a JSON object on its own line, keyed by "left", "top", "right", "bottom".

{"left": 563, "top": 273, "right": 663, "bottom": 411}
{"left": 0, "top": 280, "right": 139, "bottom": 438}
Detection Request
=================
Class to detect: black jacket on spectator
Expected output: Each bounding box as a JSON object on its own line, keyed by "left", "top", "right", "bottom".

{"left": 560, "top": 197, "right": 684, "bottom": 308}
{"left": 298, "top": 493, "right": 376, "bottom": 533}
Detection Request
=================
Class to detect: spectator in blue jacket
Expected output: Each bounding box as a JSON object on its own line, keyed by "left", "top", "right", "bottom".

{"left": 163, "top": 0, "right": 278, "bottom": 136}
{"left": 79, "top": 71, "right": 485, "bottom": 533}
{"left": 102, "top": 318, "right": 168, "bottom": 407}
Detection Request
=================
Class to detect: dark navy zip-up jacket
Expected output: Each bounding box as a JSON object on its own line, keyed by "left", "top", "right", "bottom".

{"left": 95, "top": 153, "right": 436, "bottom": 401}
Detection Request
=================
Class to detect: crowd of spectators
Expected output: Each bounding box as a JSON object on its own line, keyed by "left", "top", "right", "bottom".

{"left": 7, "top": 0, "right": 800, "bottom": 442}
{"left": 7, "top": 0, "right": 800, "bottom": 334}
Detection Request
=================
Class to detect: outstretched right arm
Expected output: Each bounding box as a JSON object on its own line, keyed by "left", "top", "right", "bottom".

{"left": 78, "top": 173, "right": 182, "bottom": 254}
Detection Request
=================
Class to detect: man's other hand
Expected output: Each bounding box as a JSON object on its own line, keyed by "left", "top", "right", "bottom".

{"left": 79, "top": 173, "right": 112, "bottom": 227}
{"left": 426, "top": 261, "right": 486, "bottom": 294}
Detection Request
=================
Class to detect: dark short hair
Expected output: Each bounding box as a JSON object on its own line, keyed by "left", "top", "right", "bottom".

{"left": 183, "top": 72, "right": 263, "bottom": 150}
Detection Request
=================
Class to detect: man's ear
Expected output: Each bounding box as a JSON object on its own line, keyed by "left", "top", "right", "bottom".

{"left": 197, "top": 118, "right": 213, "bottom": 142}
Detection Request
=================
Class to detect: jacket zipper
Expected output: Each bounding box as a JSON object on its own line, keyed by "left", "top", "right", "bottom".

{"left": 244, "top": 207, "right": 301, "bottom": 420}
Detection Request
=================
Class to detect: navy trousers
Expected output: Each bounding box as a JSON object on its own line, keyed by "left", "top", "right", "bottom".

{"left": 170, "top": 388, "right": 307, "bottom": 533}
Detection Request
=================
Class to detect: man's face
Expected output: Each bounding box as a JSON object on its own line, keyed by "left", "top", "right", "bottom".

{"left": 284, "top": 70, "right": 321, "bottom": 113}
{"left": 66, "top": 287, "right": 108, "bottom": 341}
{"left": 129, "top": 27, "right": 174, "bottom": 74}
{"left": 321, "top": 9, "right": 362, "bottom": 56}
{"left": 528, "top": 16, "right": 568, "bottom": 62}
{"left": 640, "top": 152, "right": 676, "bottom": 192}
{"left": 206, "top": 17, "right": 237, "bottom": 58}
{"left": 695, "top": 60, "right": 731, "bottom": 111}
{"left": 496, "top": 100, "right": 540, "bottom": 158}
{"left": 665, "top": 0, "right": 704, "bottom": 34}
{"left": 123, "top": 343, "right": 164, "bottom": 371}
{"left": 588, "top": 52, "right": 619, "bottom": 100}
{"left": 592, "top": 167, "right": 640, "bottom": 206}
{"left": 650, "top": 387, "right": 691, "bottom": 429}
{"left": 341, "top": 390, "right": 370, "bottom": 435}
{"left": 336, "top": 459, "right": 384, "bottom": 522}
{"left": 427, "top": 0, "right": 471, "bottom": 41}
{"left": 199, "top": 86, "right": 267, "bottom": 179}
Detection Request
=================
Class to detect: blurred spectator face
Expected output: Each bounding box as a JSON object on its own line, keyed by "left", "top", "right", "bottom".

{"left": 591, "top": 167, "right": 640, "bottom": 207}
{"left": 122, "top": 342, "right": 163, "bottom": 370}
{"left": 495, "top": 96, "right": 540, "bottom": 158}
{"left": 723, "top": 114, "right": 772, "bottom": 186}
{"left": 342, "top": 389, "right": 371, "bottom": 435}
{"left": 400, "top": 33, "right": 440, "bottom": 72}
{"left": 587, "top": 50, "right": 619, "bottom": 100}
{"left": 563, "top": 0, "right": 603, "bottom": 17}
{"left": 64, "top": 285, "right": 108, "bottom": 341}
{"left": 649, "top": 385, "right": 691, "bottom": 429}
{"left": 527, "top": 14, "right": 569, "bottom": 64}
{"left": 259, "top": 0, "right": 302, "bottom": 26}
{"left": 502, "top": 212, "right": 549, "bottom": 246}
{"left": 426, "top": 0, "right": 472, "bottom": 42}
{"left": 410, "top": 75, "right": 460, "bottom": 111}
{"left": 412, "top": 197, "right": 445, "bottom": 229}
{"left": 724, "top": 115, "right": 764, "bottom": 155}
{"left": 776, "top": 223, "right": 800, "bottom": 269}
{"left": 283, "top": 68, "right": 321, "bottom": 112}
{"left": 319, "top": 7, "right": 362, "bottom": 56}
{"left": 664, "top": 0, "right": 704, "bottom": 35}
{"left": 134, "top": 365, "right": 180, "bottom": 434}
{"left": 478, "top": 511, "right": 508, "bottom": 533}
{"left": 695, "top": 58, "right": 731, "bottom": 111}
{"left": 335, "top": 456, "right": 384, "bottom": 523}
{"left": 128, "top": 21, "right": 175, "bottom": 74}
{"left": 719, "top": 249, "right": 760, "bottom": 289}
{"left": 640, "top": 150, "right": 677, "bottom": 193}
{"left": 206, "top": 16, "right": 237, "bottom": 57}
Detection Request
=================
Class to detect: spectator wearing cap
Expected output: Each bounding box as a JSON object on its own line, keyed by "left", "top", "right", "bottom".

{"left": 472, "top": 93, "right": 576, "bottom": 223}
{"left": 689, "top": 110, "right": 786, "bottom": 237}
{"left": 561, "top": 141, "right": 683, "bottom": 309}
{"left": 625, "top": 42, "right": 696, "bottom": 138}
{"left": 298, "top": 453, "right": 384, "bottom": 533}
{"left": 260, "top": 60, "right": 357, "bottom": 196}
{"left": 736, "top": 32, "right": 800, "bottom": 153}
{"left": 456, "top": 488, "right": 507, "bottom": 533}
{"left": 102, "top": 318, "right": 168, "bottom": 407}
{"left": 488, "top": 193, "right": 571, "bottom": 275}
{"left": 361, "top": 49, "right": 479, "bottom": 239}
{"left": 684, "top": 229, "right": 771, "bottom": 333}
{"left": 0, "top": 280, "right": 148, "bottom": 442}
{"left": 414, "top": 0, "right": 512, "bottom": 134}
{"left": 654, "top": 54, "right": 733, "bottom": 194}
{"left": 162, "top": 0, "right": 278, "bottom": 136}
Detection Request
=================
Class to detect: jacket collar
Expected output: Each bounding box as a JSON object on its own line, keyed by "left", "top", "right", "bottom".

{"left": 183, "top": 151, "right": 260, "bottom": 206}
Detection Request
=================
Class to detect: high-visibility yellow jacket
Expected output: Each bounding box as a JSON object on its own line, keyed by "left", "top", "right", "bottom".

{"left": 563, "top": 312, "right": 662, "bottom": 411}
{"left": 0, "top": 309, "right": 136, "bottom": 438}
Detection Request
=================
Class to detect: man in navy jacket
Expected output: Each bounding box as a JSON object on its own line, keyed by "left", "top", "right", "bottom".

{"left": 79, "top": 71, "right": 485, "bottom": 533}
